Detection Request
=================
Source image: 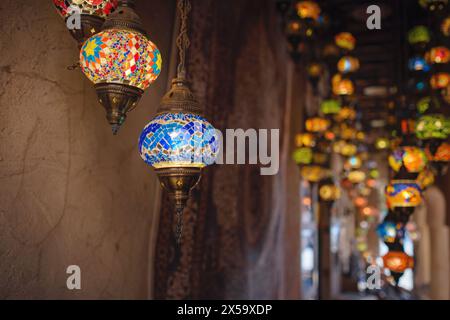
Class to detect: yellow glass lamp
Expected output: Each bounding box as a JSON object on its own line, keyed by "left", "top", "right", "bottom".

{"left": 300, "top": 165, "right": 330, "bottom": 183}
{"left": 319, "top": 184, "right": 341, "bottom": 202}
{"left": 335, "top": 32, "right": 356, "bottom": 51}
{"left": 341, "top": 142, "right": 358, "bottom": 157}
{"left": 295, "top": 133, "right": 316, "bottom": 148}
{"left": 375, "top": 137, "right": 390, "bottom": 150}
{"left": 348, "top": 170, "right": 366, "bottom": 184}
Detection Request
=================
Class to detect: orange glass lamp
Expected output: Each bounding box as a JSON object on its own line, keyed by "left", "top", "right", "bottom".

{"left": 305, "top": 117, "right": 330, "bottom": 133}
{"left": 296, "top": 1, "right": 321, "bottom": 21}
{"left": 383, "top": 251, "right": 414, "bottom": 274}
{"left": 388, "top": 146, "right": 428, "bottom": 175}
{"left": 353, "top": 196, "right": 368, "bottom": 208}
{"left": 425, "top": 142, "right": 450, "bottom": 162}
{"left": 442, "top": 16, "right": 450, "bottom": 36}
{"left": 431, "top": 72, "right": 450, "bottom": 90}
{"left": 335, "top": 106, "right": 357, "bottom": 122}
{"left": 332, "top": 74, "right": 355, "bottom": 96}
{"left": 335, "top": 32, "right": 356, "bottom": 51}
{"left": 337, "top": 56, "right": 360, "bottom": 73}
{"left": 427, "top": 46, "right": 450, "bottom": 64}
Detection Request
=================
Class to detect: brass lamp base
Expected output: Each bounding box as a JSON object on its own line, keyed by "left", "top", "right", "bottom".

{"left": 155, "top": 167, "right": 202, "bottom": 212}
{"left": 68, "top": 15, "right": 104, "bottom": 47}
{"left": 95, "top": 83, "right": 143, "bottom": 135}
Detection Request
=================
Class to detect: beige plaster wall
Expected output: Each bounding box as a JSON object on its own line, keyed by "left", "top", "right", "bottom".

{"left": 0, "top": 0, "right": 175, "bottom": 299}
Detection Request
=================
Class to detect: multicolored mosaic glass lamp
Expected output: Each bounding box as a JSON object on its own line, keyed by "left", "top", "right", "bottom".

{"left": 80, "top": 0, "right": 162, "bottom": 134}
{"left": 385, "top": 180, "right": 423, "bottom": 217}
{"left": 53, "top": 0, "right": 118, "bottom": 46}
{"left": 388, "top": 146, "right": 428, "bottom": 179}
{"left": 377, "top": 221, "right": 401, "bottom": 244}
{"left": 319, "top": 178, "right": 341, "bottom": 202}
{"left": 442, "top": 16, "right": 450, "bottom": 36}
{"left": 139, "top": 0, "right": 218, "bottom": 243}
{"left": 292, "top": 147, "right": 313, "bottom": 166}
{"left": 417, "top": 167, "right": 436, "bottom": 190}
{"left": 408, "top": 56, "right": 431, "bottom": 72}
{"left": 332, "top": 74, "right": 355, "bottom": 96}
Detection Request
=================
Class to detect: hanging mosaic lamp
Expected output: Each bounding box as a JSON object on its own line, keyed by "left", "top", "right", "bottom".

{"left": 347, "top": 170, "right": 367, "bottom": 184}
{"left": 383, "top": 251, "right": 414, "bottom": 274}
{"left": 337, "top": 56, "right": 360, "bottom": 74}
{"left": 53, "top": 0, "right": 119, "bottom": 46}
{"left": 416, "top": 114, "right": 450, "bottom": 140}
{"left": 375, "top": 137, "right": 390, "bottom": 150}
{"left": 419, "top": 0, "right": 448, "bottom": 12}
{"left": 335, "top": 32, "right": 356, "bottom": 52}
{"left": 408, "top": 56, "right": 431, "bottom": 72}
{"left": 296, "top": 1, "right": 321, "bottom": 21}
{"left": 335, "top": 106, "right": 357, "bottom": 122}
{"left": 295, "top": 133, "right": 316, "bottom": 148}
{"left": 416, "top": 96, "right": 440, "bottom": 114}
{"left": 441, "top": 16, "right": 450, "bottom": 36}
{"left": 407, "top": 26, "right": 431, "bottom": 51}
{"left": 319, "top": 178, "right": 341, "bottom": 202}
{"left": 385, "top": 180, "right": 423, "bottom": 210}
{"left": 388, "top": 146, "right": 428, "bottom": 178}
{"left": 300, "top": 165, "right": 330, "bottom": 183}
{"left": 430, "top": 72, "right": 450, "bottom": 90}
{"left": 320, "top": 99, "right": 341, "bottom": 116}
{"left": 427, "top": 46, "right": 450, "bottom": 64}
{"left": 292, "top": 147, "right": 314, "bottom": 166}
{"left": 139, "top": 0, "right": 218, "bottom": 242}
{"left": 425, "top": 141, "right": 450, "bottom": 162}
{"left": 332, "top": 74, "right": 355, "bottom": 96}
{"left": 305, "top": 117, "right": 330, "bottom": 133}
{"left": 80, "top": 0, "right": 162, "bottom": 134}
{"left": 417, "top": 167, "right": 436, "bottom": 190}
{"left": 377, "top": 221, "right": 402, "bottom": 244}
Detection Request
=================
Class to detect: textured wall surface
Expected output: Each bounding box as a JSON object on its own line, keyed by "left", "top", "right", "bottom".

{"left": 0, "top": 0, "right": 175, "bottom": 299}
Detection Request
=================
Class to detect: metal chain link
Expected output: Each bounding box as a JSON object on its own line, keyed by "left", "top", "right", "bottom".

{"left": 176, "top": 0, "right": 191, "bottom": 79}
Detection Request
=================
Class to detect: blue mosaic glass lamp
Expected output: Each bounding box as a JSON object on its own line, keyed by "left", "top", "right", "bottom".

{"left": 139, "top": 0, "right": 218, "bottom": 243}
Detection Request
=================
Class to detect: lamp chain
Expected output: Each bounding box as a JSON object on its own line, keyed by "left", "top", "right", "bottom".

{"left": 175, "top": 208, "right": 184, "bottom": 245}
{"left": 176, "top": 0, "right": 191, "bottom": 79}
